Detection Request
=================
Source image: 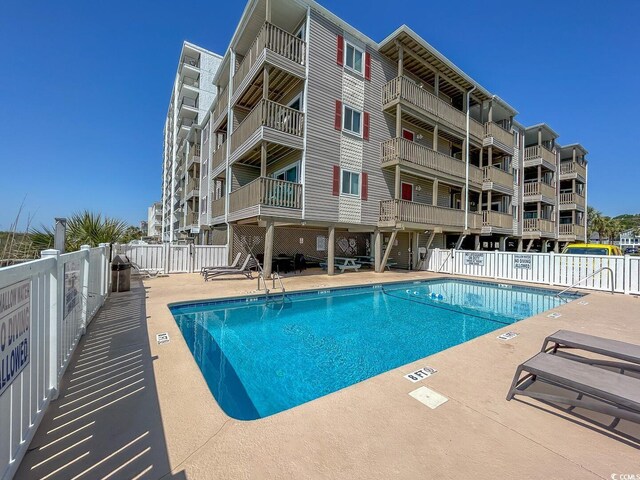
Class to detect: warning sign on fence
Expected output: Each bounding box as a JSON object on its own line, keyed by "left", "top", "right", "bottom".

{"left": 513, "top": 254, "right": 532, "bottom": 270}
{"left": 0, "top": 279, "right": 31, "bottom": 397}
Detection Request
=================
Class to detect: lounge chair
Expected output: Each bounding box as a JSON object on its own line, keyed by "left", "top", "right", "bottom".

{"left": 541, "top": 330, "right": 640, "bottom": 372}
{"left": 200, "top": 252, "right": 241, "bottom": 275}
{"left": 204, "top": 256, "right": 258, "bottom": 281}
{"left": 507, "top": 345, "right": 640, "bottom": 425}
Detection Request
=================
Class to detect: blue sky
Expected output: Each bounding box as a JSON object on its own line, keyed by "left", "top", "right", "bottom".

{"left": 1, "top": 0, "right": 638, "bottom": 231}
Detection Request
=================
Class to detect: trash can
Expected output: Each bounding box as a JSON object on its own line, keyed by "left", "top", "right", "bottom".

{"left": 111, "top": 255, "right": 132, "bottom": 292}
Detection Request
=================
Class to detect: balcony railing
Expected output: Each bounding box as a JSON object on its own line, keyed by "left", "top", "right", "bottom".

{"left": 381, "top": 138, "right": 482, "bottom": 185}
{"left": 559, "top": 161, "right": 587, "bottom": 179}
{"left": 484, "top": 122, "right": 513, "bottom": 148}
{"left": 182, "top": 55, "right": 200, "bottom": 68}
{"left": 187, "top": 145, "right": 201, "bottom": 169}
{"left": 233, "top": 22, "right": 306, "bottom": 92}
{"left": 180, "top": 97, "right": 197, "bottom": 109}
{"left": 211, "top": 197, "right": 226, "bottom": 218}
{"left": 523, "top": 218, "right": 555, "bottom": 234}
{"left": 482, "top": 211, "right": 513, "bottom": 230}
{"left": 211, "top": 140, "right": 227, "bottom": 172}
{"left": 185, "top": 212, "right": 198, "bottom": 227}
{"left": 180, "top": 76, "right": 199, "bottom": 89}
{"left": 229, "top": 177, "right": 302, "bottom": 213}
{"left": 483, "top": 166, "right": 513, "bottom": 191}
{"left": 559, "top": 192, "right": 585, "bottom": 208}
{"left": 382, "top": 76, "right": 484, "bottom": 139}
{"left": 213, "top": 85, "right": 229, "bottom": 123}
{"left": 379, "top": 199, "right": 482, "bottom": 229}
{"left": 230, "top": 99, "right": 304, "bottom": 152}
{"left": 523, "top": 145, "right": 556, "bottom": 168}
{"left": 523, "top": 181, "right": 556, "bottom": 199}
{"left": 185, "top": 176, "right": 199, "bottom": 197}
{"left": 559, "top": 223, "right": 585, "bottom": 236}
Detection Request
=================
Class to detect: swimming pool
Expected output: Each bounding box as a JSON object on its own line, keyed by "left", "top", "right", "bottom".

{"left": 170, "top": 278, "right": 579, "bottom": 420}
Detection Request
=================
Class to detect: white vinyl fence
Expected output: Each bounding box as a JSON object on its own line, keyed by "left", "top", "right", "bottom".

{"left": 113, "top": 243, "right": 228, "bottom": 274}
{"left": 424, "top": 248, "right": 640, "bottom": 295}
{"left": 0, "top": 244, "right": 111, "bottom": 480}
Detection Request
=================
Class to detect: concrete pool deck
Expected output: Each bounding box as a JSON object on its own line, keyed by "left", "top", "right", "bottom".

{"left": 17, "top": 269, "right": 640, "bottom": 479}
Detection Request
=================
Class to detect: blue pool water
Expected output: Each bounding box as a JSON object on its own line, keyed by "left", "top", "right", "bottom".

{"left": 170, "top": 278, "right": 579, "bottom": 420}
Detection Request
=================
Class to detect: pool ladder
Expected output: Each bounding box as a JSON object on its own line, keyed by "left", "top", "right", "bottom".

{"left": 555, "top": 267, "right": 615, "bottom": 297}
{"left": 258, "top": 271, "right": 286, "bottom": 303}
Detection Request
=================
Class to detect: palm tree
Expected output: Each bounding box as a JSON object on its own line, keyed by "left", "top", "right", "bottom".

{"left": 587, "top": 207, "right": 606, "bottom": 242}
{"left": 28, "top": 211, "right": 128, "bottom": 254}
{"left": 606, "top": 219, "right": 624, "bottom": 246}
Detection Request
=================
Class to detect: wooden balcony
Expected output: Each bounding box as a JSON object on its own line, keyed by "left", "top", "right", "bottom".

{"left": 211, "top": 197, "right": 226, "bottom": 220}
{"left": 212, "top": 85, "right": 229, "bottom": 129}
{"left": 523, "top": 218, "right": 556, "bottom": 238}
{"left": 185, "top": 176, "right": 199, "bottom": 199}
{"left": 232, "top": 22, "right": 306, "bottom": 104}
{"left": 229, "top": 99, "right": 304, "bottom": 163}
{"left": 211, "top": 140, "right": 227, "bottom": 174}
{"left": 382, "top": 76, "right": 484, "bottom": 141}
{"left": 228, "top": 177, "right": 302, "bottom": 220}
{"left": 559, "top": 192, "right": 586, "bottom": 210}
{"left": 559, "top": 223, "right": 586, "bottom": 241}
{"left": 481, "top": 210, "right": 513, "bottom": 234}
{"left": 482, "top": 166, "right": 513, "bottom": 193}
{"left": 186, "top": 145, "right": 201, "bottom": 170}
{"left": 523, "top": 181, "right": 556, "bottom": 203}
{"left": 381, "top": 138, "right": 482, "bottom": 187}
{"left": 483, "top": 122, "right": 514, "bottom": 154}
{"left": 379, "top": 199, "right": 482, "bottom": 231}
{"left": 523, "top": 145, "right": 556, "bottom": 170}
{"left": 559, "top": 161, "right": 586, "bottom": 181}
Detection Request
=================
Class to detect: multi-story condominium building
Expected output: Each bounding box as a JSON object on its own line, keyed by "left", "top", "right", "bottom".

{"left": 161, "top": 0, "right": 590, "bottom": 272}
{"left": 161, "top": 42, "right": 222, "bottom": 242}
{"left": 147, "top": 201, "right": 163, "bottom": 238}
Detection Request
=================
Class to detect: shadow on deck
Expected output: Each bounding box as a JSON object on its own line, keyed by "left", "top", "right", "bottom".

{"left": 16, "top": 280, "right": 184, "bottom": 480}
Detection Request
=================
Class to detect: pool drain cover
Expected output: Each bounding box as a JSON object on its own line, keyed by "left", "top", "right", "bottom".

{"left": 409, "top": 386, "right": 448, "bottom": 409}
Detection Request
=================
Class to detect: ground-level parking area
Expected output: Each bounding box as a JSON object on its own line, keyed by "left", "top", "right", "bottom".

{"left": 17, "top": 269, "right": 640, "bottom": 479}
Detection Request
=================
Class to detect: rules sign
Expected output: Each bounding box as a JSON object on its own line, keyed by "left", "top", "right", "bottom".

{"left": 0, "top": 279, "right": 31, "bottom": 397}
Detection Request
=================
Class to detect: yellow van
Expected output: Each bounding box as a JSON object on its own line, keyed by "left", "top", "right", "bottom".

{"left": 562, "top": 243, "right": 623, "bottom": 256}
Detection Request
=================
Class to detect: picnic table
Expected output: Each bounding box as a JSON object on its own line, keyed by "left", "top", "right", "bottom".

{"left": 320, "top": 256, "right": 361, "bottom": 273}
{"left": 354, "top": 256, "right": 398, "bottom": 270}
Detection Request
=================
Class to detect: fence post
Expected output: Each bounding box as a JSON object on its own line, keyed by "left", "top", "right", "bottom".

{"left": 493, "top": 250, "right": 499, "bottom": 279}
{"left": 99, "top": 243, "right": 109, "bottom": 301}
{"left": 624, "top": 254, "right": 631, "bottom": 295}
{"left": 80, "top": 245, "right": 90, "bottom": 334}
{"left": 549, "top": 251, "right": 555, "bottom": 286}
{"left": 189, "top": 243, "right": 195, "bottom": 274}
{"left": 451, "top": 249, "right": 456, "bottom": 275}
{"left": 41, "top": 249, "right": 61, "bottom": 400}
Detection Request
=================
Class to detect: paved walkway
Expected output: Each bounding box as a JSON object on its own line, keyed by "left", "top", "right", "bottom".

{"left": 16, "top": 280, "right": 180, "bottom": 480}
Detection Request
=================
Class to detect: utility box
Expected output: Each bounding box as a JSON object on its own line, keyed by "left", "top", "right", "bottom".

{"left": 111, "top": 255, "right": 131, "bottom": 292}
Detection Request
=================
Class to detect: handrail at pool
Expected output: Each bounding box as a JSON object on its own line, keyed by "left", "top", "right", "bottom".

{"left": 556, "top": 267, "right": 615, "bottom": 297}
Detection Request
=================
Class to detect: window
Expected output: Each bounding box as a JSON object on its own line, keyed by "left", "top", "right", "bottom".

{"left": 344, "top": 41, "right": 364, "bottom": 74}
{"left": 402, "top": 129, "right": 415, "bottom": 141}
{"left": 341, "top": 169, "right": 360, "bottom": 196}
{"left": 272, "top": 163, "right": 299, "bottom": 183}
{"left": 343, "top": 105, "right": 362, "bottom": 136}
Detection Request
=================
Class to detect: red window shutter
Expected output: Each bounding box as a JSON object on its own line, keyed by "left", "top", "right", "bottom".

{"left": 364, "top": 52, "right": 371, "bottom": 80}
{"left": 363, "top": 111, "right": 370, "bottom": 140}
{"left": 334, "top": 100, "right": 343, "bottom": 130}
{"left": 361, "top": 172, "right": 368, "bottom": 200}
{"left": 337, "top": 35, "right": 344, "bottom": 66}
{"left": 332, "top": 166, "right": 340, "bottom": 196}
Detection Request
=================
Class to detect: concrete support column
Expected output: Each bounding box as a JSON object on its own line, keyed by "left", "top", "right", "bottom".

{"left": 434, "top": 74, "right": 439, "bottom": 97}
{"left": 263, "top": 218, "right": 274, "bottom": 278}
{"left": 553, "top": 241, "right": 559, "bottom": 253}
{"left": 517, "top": 239, "right": 523, "bottom": 252}
{"left": 488, "top": 100, "right": 493, "bottom": 123}
{"left": 394, "top": 165, "right": 401, "bottom": 200}
{"left": 474, "top": 235, "right": 480, "bottom": 251}
{"left": 263, "top": 67, "right": 270, "bottom": 100}
{"left": 499, "top": 236, "right": 507, "bottom": 251}
{"left": 542, "top": 240, "right": 548, "bottom": 253}
{"left": 374, "top": 229, "right": 382, "bottom": 273}
{"left": 537, "top": 201, "right": 541, "bottom": 219}
{"left": 488, "top": 146, "right": 493, "bottom": 167}
{"left": 487, "top": 190, "right": 492, "bottom": 210}
{"left": 479, "top": 146, "right": 483, "bottom": 169}
{"left": 538, "top": 128, "right": 542, "bottom": 146}
{"left": 265, "top": 0, "right": 271, "bottom": 23}
{"left": 327, "top": 226, "right": 336, "bottom": 276}
{"left": 432, "top": 179, "right": 439, "bottom": 206}
{"left": 572, "top": 178, "right": 576, "bottom": 193}
{"left": 572, "top": 210, "right": 576, "bottom": 224}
